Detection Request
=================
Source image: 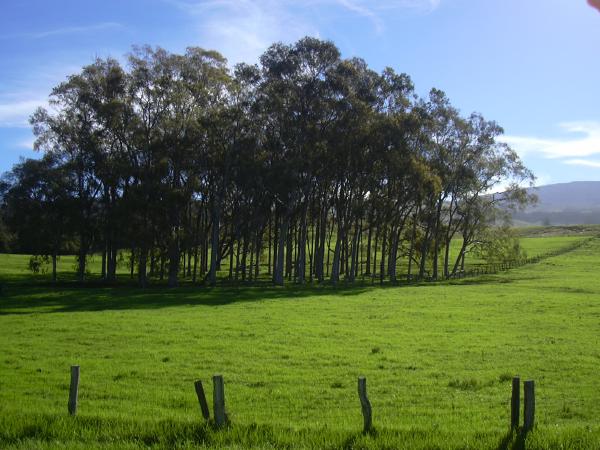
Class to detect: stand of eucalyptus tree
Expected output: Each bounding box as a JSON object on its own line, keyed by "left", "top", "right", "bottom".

{"left": 0, "top": 37, "right": 534, "bottom": 286}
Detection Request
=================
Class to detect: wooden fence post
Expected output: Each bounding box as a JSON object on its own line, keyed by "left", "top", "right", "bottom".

{"left": 524, "top": 380, "right": 535, "bottom": 431}
{"left": 213, "top": 375, "right": 226, "bottom": 427}
{"left": 68, "top": 365, "right": 80, "bottom": 416}
{"left": 511, "top": 376, "right": 520, "bottom": 429}
{"left": 194, "top": 380, "right": 210, "bottom": 420}
{"left": 358, "top": 377, "right": 372, "bottom": 432}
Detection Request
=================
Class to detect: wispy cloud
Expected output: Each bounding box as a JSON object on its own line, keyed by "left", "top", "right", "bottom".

{"left": 168, "top": 0, "right": 441, "bottom": 63}
{"left": 170, "top": 0, "right": 318, "bottom": 64}
{"left": 565, "top": 159, "right": 600, "bottom": 169}
{"left": 0, "top": 99, "right": 46, "bottom": 128}
{"left": 17, "top": 138, "right": 35, "bottom": 150}
{"left": 333, "top": 0, "right": 440, "bottom": 32}
{"left": 1, "top": 22, "right": 123, "bottom": 40}
{"left": 503, "top": 122, "right": 600, "bottom": 162}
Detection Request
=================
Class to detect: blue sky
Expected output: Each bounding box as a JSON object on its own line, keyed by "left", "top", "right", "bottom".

{"left": 1, "top": 0, "right": 599, "bottom": 185}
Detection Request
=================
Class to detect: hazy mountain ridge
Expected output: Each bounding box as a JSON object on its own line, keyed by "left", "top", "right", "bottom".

{"left": 512, "top": 181, "right": 600, "bottom": 225}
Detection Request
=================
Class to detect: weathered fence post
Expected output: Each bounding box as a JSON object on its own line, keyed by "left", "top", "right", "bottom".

{"left": 212, "top": 375, "right": 226, "bottom": 427}
{"left": 524, "top": 380, "right": 535, "bottom": 431}
{"left": 511, "top": 376, "right": 520, "bottom": 429}
{"left": 194, "top": 380, "right": 210, "bottom": 420}
{"left": 358, "top": 377, "right": 372, "bottom": 433}
{"left": 68, "top": 365, "right": 80, "bottom": 416}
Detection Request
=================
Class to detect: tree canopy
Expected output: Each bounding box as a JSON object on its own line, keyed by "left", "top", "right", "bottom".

{"left": 0, "top": 37, "right": 535, "bottom": 285}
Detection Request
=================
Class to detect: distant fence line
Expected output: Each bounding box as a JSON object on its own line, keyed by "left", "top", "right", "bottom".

{"left": 444, "top": 235, "right": 597, "bottom": 281}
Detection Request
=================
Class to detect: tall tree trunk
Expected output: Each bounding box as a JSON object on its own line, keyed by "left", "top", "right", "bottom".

{"left": 285, "top": 221, "right": 293, "bottom": 280}
{"left": 229, "top": 227, "right": 235, "bottom": 280}
{"left": 432, "top": 198, "right": 443, "bottom": 281}
{"left": 379, "top": 225, "right": 387, "bottom": 284}
{"left": 208, "top": 201, "right": 220, "bottom": 286}
{"left": 168, "top": 227, "right": 180, "bottom": 287}
{"left": 138, "top": 247, "right": 148, "bottom": 287}
{"left": 51, "top": 251, "right": 57, "bottom": 283}
{"left": 273, "top": 214, "right": 288, "bottom": 286}
{"left": 372, "top": 228, "right": 379, "bottom": 282}
{"left": 296, "top": 208, "right": 307, "bottom": 283}
{"left": 388, "top": 227, "right": 399, "bottom": 283}
{"left": 365, "top": 220, "right": 372, "bottom": 276}
{"left": 101, "top": 248, "right": 107, "bottom": 280}
{"left": 254, "top": 229, "right": 261, "bottom": 280}
{"left": 356, "top": 218, "right": 362, "bottom": 279}
{"left": 267, "top": 214, "right": 272, "bottom": 275}
{"left": 77, "top": 240, "right": 86, "bottom": 282}
{"left": 407, "top": 208, "right": 419, "bottom": 281}
{"left": 272, "top": 210, "right": 279, "bottom": 276}
{"left": 159, "top": 254, "right": 165, "bottom": 280}
{"left": 248, "top": 236, "right": 254, "bottom": 282}
{"left": 348, "top": 220, "right": 359, "bottom": 282}
{"left": 150, "top": 251, "right": 156, "bottom": 277}
{"left": 130, "top": 248, "right": 135, "bottom": 280}
{"left": 107, "top": 241, "right": 117, "bottom": 282}
{"left": 330, "top": 220, "right": 343, "bottom": 284}
{"left": 240, "top": 235, "right": 249, "bottom": 281}
{"left": 419, "top": 210, "right": 434, "bottom": 280}
{"left": 316, "top": 208, "right": 327, "bottom": 281}
{"left": 193, "top": 245, "right": 199, "bottom": 283}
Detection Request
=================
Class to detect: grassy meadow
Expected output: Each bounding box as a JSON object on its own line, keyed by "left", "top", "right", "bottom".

{"left": 1, "top": 228, "right": 600, "bottom": 449}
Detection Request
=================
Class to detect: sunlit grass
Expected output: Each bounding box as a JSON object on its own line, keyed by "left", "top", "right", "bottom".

{"left": 1, "top": 232, "right": 600, "bottom": 448}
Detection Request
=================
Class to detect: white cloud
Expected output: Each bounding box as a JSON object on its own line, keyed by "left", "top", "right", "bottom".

{"left": 168, "top": 0, "right": 441, "bottom": 64}
{"left": 17, "top": 138, "right": 35, "bottom": 150}
{"left": 0, "top": 99, "right": 46, "bottom": 128}
{"left": 533, "top": 173, "right": 552, "bottom": 186}
{"left": 565, "top": 159, "right": 600, "bottom": 169}
{"left": 170, "top": 0, "right": 318, "bottom": 64}
{"left": 502, "top": 121, "right": 600, "bottom": 160}
{"left": 1, "top": 22, "right": 123, "bottom": 40}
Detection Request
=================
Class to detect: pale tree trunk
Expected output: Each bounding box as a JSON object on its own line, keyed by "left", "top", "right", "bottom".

{"left": 167, "top": 227, "right": 180, "bottom": 287}
{"left": 52, "top": 251, "right": 57, "bottom": 283}
{"left": 273, "top": 214, "right": 289, "bottom": 286}
{"left": 388, "top": 227, "right": 400, "bottom": 282}
{"left": 407, "top": 208, "right": 419, "bottom": 280}
{"left": 431, "top": 198, "right": 443, "bottom": 280}
{"left": 138, "top": 247, "right": 148, "bottom": 287}
{"left": 315, "top": 208, "right": 327, "bottom": 282}
{"left": 348, "top": 220, "right": 359, "bottom": 282}
{"left": 209, "top": 201, "right": 220, "bottom": 286}
{"left": 296, "top": 208, "right": 308, "bottom": 283}
{"left": 330, "top": 232, "right": 342, "bottom": 284}
{"left": 379, "top": 225, "right": 387, "bottom": 284}
{"left": 364, "top": 221, "right": 372, "bottom": 276}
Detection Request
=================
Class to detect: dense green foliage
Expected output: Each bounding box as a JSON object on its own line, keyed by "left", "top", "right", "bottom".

{"left": 1, "top": 234, "right": 599, "bottom": 449}
{"left": 0, "top": 37, "right": 533, "bottom": 287}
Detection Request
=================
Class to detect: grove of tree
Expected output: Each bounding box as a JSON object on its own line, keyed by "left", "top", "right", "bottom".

{"left": 0, "top": 37, "right": 534, "bottom": 286}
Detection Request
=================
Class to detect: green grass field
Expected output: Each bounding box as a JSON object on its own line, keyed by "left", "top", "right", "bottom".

{"left": 1, "top": 231, "right": 600, "bottom": 449}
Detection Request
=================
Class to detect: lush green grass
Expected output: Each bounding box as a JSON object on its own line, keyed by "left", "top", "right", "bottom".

{"left": 1, "top": 233, "right": 600, "bottom": 448}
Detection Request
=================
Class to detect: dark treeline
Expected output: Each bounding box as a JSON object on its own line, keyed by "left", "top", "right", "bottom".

{"left": 0, "top": 37, "right": 534, "bottom": 286}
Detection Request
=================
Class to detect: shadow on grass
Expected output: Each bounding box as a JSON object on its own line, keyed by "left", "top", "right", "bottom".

{"left": 0, "top": 256, "right": 552, "bottom": 315}
{"left": 0, "top": 268, "right": 474, "bottom": 315}
{"left": 496, "top": 428, "right": 529, "bottom": 450}
{"left": 0, "top": 279, "right": 376, "bottom": 315}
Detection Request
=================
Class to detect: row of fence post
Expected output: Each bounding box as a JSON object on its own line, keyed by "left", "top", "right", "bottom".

{"left": 67, "top": 366, "right": 535, "bottom": 434}
{"left": 192, "top": 376, "right": 228, "bottom": 426}
{"left": 511, "top": 376, "right": 535, "bottom": 432}
{"left": 449, "top": 235, "right": 595, "bottom": 281}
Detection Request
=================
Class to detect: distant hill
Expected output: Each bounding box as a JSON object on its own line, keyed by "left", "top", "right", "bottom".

{"left": 512, "top": 181, "right": 600, "bottom": 225}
